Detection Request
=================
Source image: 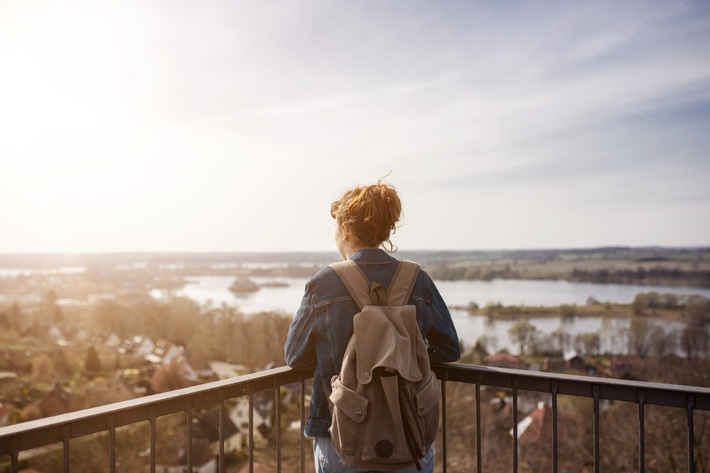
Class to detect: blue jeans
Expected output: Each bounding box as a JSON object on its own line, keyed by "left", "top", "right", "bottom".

{"left": 313, "top": 437, "right": 435, "bottom": 473}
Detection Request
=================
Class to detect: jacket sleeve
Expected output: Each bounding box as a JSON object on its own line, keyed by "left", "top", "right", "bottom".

{"left": 425, "top": 276, "right": 461, "bottom": 363}
{"left": 284, "top": 281, "right": 318, "bottom": 371}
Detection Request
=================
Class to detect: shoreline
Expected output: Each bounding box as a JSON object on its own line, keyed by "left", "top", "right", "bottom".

{"left": 449, "top": 302, "right": 695, "bottom": 323}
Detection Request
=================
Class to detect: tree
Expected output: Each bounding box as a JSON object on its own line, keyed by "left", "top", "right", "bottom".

{"left": 687, "top": 299, "right": 710, "bottom": 323}
{"left": 600, "top": 317, "right": 627, "bottom": 355}
{"left": 632, "top": 293, "right": 648, "bottom": 315}
{"left": 507, "top": 320, "right": 537, "bottom": 356}
{"left": 31, "top": 354, "right": 56, "bottom": 383}
{"left": 575, "top": 332, "right": 600, "bottom": 356}
{"left": 680, "top": 322, "right": 709, "bottom": 360}
{"left": 560, "top": 304, "right": 576, "bottom": 318}
{"left": 649, "top": 329, "right": 678, "bottom": 358}
{"left": 626, "top": 318, "right": 664, "bottom": 358}
{"left": 552, "top": 327, "right": 572, "bottom": 353}
{"left": 84, "top": 346, "right": 102, "bottom": 374}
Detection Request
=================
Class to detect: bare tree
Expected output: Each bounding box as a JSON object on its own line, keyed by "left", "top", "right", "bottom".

{"left": 626, "top": 318, "right": 664, "bottom": 358}
{"left": 508, "top": 320, "right": 537, "bottom": 356}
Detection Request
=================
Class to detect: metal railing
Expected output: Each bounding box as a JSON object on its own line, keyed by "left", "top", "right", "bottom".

{"left": 1, "top": 363, "right": 709, "bottom": 472}
{"left": 434, "top": 363, "right": 710, "bottom": 473}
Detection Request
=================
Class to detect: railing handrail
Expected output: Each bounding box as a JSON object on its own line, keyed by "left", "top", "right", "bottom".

{"left": 433, "top": 362, "right": 710, "bottom": 410}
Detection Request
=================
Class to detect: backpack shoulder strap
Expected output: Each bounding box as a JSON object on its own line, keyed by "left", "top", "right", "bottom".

{"left": 330, "top": 260, "right": 421, "bottom": 308}
{"left": 329, "top": 260, "right": 372, "bottom": 309}
{"left": 386, "top": 260, "right": 420, "bottom": 306}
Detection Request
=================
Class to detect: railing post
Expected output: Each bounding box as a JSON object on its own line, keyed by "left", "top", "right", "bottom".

{"left": 148, "top": 406, "right": 157, "bottom": 473}
{"left": 551, "top": 380, "right": 559, "bottom": 473}
{"left": 61, "top": 424, "right": 71, "bottom": 473}
{"left": 185, "top": 399, "right": 193, "bottom": 473}
{"left": 440, "top": 368, "right": 448, "bottom": 473}
{"left": 637, "top": 389, "right": 646, "bottom": 473}
{"left": 300, "top": 377, "right": 306, "bottom": 473}
{"left": 475, "top": 371, "right": 482, "bottom": 473}
{"left": 592, "top": 385, "right": 601, "bottom": 473}
{"left": 107, "top": 414, "right": 116, "bottom": 473}
{"left": 10, "top": 436, "right": 19, "bottom": 473}
{"left": 512, "top": 377, "right": 519, "bottom": 473}
{"left": 687, "top": 394, "right": 695, "bottom": 473}
{"left": 248, "top": 387, "right": 254, "bottom": 473}
{"left": 218, "top": 397, "right": 225, "bottom": 473}
{"left": 273, "top": 382, "right": 282, "bottom": 473}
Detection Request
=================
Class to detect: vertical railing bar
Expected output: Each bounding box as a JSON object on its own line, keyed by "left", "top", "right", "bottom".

{"left": 512, "top": 378, "right": 519, "bottom": 473}
{"left": 219, "top": 399, "right": 225, "bottom": 473}
{"left": 107, "top": 415, "right": 116, "bottom": 473}
{"left": 551, "top": 381, "right": 559, "bottom": 473}
{"left": 441, "top": 370, "right": 448, "bottom": 473}
{"left": 300, "top": 378, "right": 306, "bottom": 473}
{"left": 249, "top": 390, "right": 255, "bottom": 473}
{"left": 687, "top": 395, "right": 695, "bottom": 473}
{"left": 475, "top": 374, "right": 482, "bottom": 473}
{"left": 186, "top": 400, "right": 194, "bottom": 473}
{"left": 593, "top": 385, "right": 600, "bottom": 473}
{"left": 61, "top": 425, "right": 70, "bottom": 473}
{"left": 275, "top": 385, "right": 282, "bottom": 473}
{"left": 638, "top": 389, "right": 646, "bottom": 473}
{"left": 149, "top": 408, "right": 156, "bottom": 473}
{"left": 9, "top": 437, "right": 19, "bottom": 473}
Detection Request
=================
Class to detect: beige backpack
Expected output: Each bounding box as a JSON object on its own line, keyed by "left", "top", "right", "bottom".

{"left": 328, "top": 260, "right": 441, "bottom": 471}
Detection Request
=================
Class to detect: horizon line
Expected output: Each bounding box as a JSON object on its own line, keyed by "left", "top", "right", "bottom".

{"left": 0, "top": 245, "right": 708, "bottom": 256}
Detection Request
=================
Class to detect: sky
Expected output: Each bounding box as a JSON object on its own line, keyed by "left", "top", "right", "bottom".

{"left": 1, "top": 0, "right": 709, "bottom": 253}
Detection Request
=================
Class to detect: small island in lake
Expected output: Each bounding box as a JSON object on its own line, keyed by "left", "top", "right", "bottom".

{"left": 229, "top": 277, "right": 260, "bottom": 293}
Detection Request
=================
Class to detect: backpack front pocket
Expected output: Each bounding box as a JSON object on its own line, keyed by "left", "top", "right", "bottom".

{"left": 329, "top": 376, "right": 368, "bottom": 456}
{"left": 414, "top": 371, "right": 441, "bottom": 447}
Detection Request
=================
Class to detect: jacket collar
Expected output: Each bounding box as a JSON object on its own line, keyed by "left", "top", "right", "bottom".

{"left": 349, "top": 247, "right": 397, "bottom": 264}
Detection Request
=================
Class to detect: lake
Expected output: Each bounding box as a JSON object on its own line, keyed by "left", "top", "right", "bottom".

{"left": 154, "top": 275, "right": 710, "bottom": 355}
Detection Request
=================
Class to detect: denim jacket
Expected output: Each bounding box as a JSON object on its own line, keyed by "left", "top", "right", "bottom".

{"left": 284, "top": 248, "right": 461, "bottom": 438}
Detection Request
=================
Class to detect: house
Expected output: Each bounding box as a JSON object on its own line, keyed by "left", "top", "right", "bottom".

{"left": 48, "top": 325, "right": 67, "bottom": 346}
{"left": 157, "top": 399, "right": 268, "bottom": 472}
{"left": 486, "top": 352, "right": 528, "bottom": 370}
{"left": 131, "top": 336, "right": 155, "bottom": 357}
{"left": 103, "top": 332, "right": 122, "bottom": 348}
{"left": 542, "top": 354, "right": 566, "bottom": 372}
{"left": 83, "top": 375, "right": 136, "bottom": 408}
{"left": 566, "top": 354, "right": 586, "bottom": 371}
{"left": 155, "top": 438, "right": 216, "bottom": 473}
{"left": 150, "top": 358, "right": 199, "bottom": 393}
{"left": 511, "top": 402, "right": 557, "bottom": 473}
{"left": 511, "top": 402, "right": 553, "bottom": 443}
{"left": 151, "top": 339, "right": 184, "bottom": 364}
{"left": 194, "top": 407, "right": 244, "bottom": 456}
{"left": 610, "top": 355, "right": 644, "bottom": 379}
{"left": 566, "top": 354, "right": 598, "bottom": 375}
{"left": 229, "top": 393, "right": 273, "bottom": 449}
{"left": 173, "top": 357, "right": 198, "bottom": 383}
{"left": 39, "top": 383, "right": 72, "bottom": 417}
{"left": 72, "top": 329, "right": 90, "bottom": 345}
{"left": 208, "top": 360, "right": 249, "bottom": 380}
